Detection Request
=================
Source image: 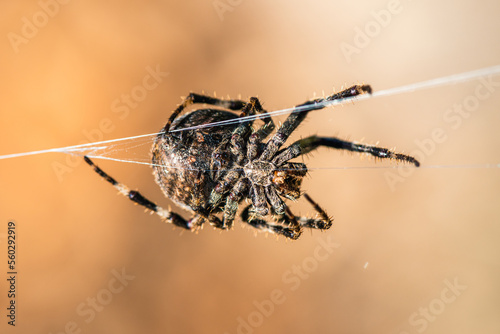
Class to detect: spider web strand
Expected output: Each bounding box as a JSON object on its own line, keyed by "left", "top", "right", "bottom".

{"left": 169, "top": 64, "right": 500, "bottom": 132}
{"left": 0, "top": 64, "right": 499, "bottom": 171}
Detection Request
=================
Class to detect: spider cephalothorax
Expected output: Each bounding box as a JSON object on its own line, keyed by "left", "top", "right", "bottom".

{"left": 85, "top": 85, "right": 419, "bottom": 240}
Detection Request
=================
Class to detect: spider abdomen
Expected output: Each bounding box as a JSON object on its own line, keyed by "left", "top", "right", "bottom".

{"left": 151, "top": 109, "right": 239, "bottom": 213}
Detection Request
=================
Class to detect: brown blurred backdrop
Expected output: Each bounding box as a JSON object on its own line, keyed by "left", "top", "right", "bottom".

{"left": 1, "top": 1, "right": 499, "bottom": 333}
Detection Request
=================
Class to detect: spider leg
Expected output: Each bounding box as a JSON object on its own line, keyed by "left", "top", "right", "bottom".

{"left": 259, "top": 85, "right": 371, "bottom": 161}
{"left": 272, "top": 135, "right": 420, "bottom": 167}
{"left": 241, "top": 205, "right": 302, "bottom": 240}
{"left": 244, "top": 98, "right": 275, "bottom": 161}
{"left": 230, "top": 99, "right": 257, "bottom": 163}
{"left": 294, "top": 193, "right": 333, "bottom": 230}
{"left": 164, "top": 93, "right": 247, "bottom": 132}
{"left": 208, "top": 170, "right": 241, "bottom": 208}
{"left": 230, "top": 97, "right": 275, "bottom": 163}
{"left": 220, "top": 178, "right": 249, "bottom": 229}
{"left": 209, "top": 97, "right": 273, "bottom": 216}
{"left": 250, "top": 185, "right": 269, "bottom": 216}
{"left": 84, "top": 156, "right": 218, "bottom": 230}
{"left": 264, "top": 186, "right": 286, "bottom": 214}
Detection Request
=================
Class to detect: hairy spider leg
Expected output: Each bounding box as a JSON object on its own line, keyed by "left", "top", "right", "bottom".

{"left": 84, "top": 156, "right": 208, "bottom": 230}
{"left": 272, "top": 135, "right": 421, "bottom": 167}
{"left": 242, "top": 192, "right": 332, "bottom": 240}
{"left": 258, "top": 85, "right": 372, "bottom": 162}
{"left": 249, "top": 184, "right": 269, "bottom": 216}
{"left": 264, "top": 186, "right": 286, "bottom": 214}
{"left": 220, "top": 178, "right": 249, "bottom": 228}
{"left": 244, "top": 98, "right": 275, "bottom": 161}
{"left": 229, "top": 97, "right": 270, "bottom": 163}
{"left": 241, "top": 205, "right": 302, "bottom": 240}
{"left": 209, "top": 169, "right": 241, "bottom": 209}
{"left": 295, "top": 193, "right": 333, "bottom": 229}
{"left": 163, "top": 93, "right": 247, "bottom": 132}
{"left": 207, "top": 101, "right": 257, "bottom": 208}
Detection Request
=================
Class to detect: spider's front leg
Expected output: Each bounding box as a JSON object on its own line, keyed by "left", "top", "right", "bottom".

{"left": 84, "top": 156, "right": 213, "bottom": 230}
{"left": 272, "top": 135, "right": 420, "bottom": 167}
{"left": 259, "top": 84, "right": 371, "bottom": 161}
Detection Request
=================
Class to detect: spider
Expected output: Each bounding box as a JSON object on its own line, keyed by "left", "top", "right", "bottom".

{"left": 84, "top": 84, "right": 419, "bottom": 240}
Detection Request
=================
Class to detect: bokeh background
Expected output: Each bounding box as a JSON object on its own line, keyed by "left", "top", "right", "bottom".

{"left": 1, "top": 1, "right": 499, "bottom": 333}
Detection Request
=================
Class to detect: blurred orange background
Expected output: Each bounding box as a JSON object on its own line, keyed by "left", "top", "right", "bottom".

{"left": 1, "top": 1, "right": 499, "bottom": 333}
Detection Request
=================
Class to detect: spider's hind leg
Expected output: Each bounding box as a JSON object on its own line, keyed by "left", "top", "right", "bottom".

{"left": 84, "top": 156, "right": 213, "bottom": 230}
{"left": 164, "top": 93, "right": 248, "bottom": 132}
